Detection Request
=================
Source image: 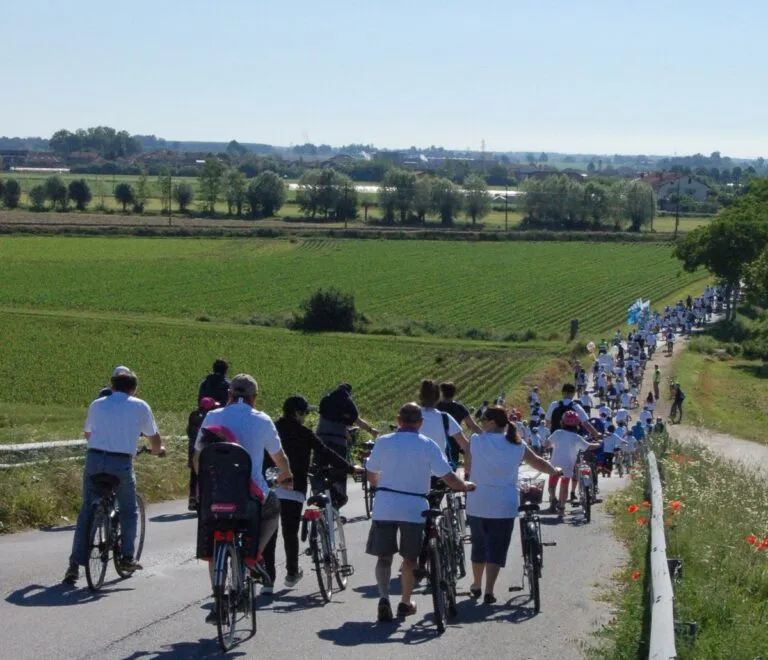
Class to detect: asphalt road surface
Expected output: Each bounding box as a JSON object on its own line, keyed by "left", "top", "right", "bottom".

{"left": 1, "top": 473, "right": 627, "bottom": 660}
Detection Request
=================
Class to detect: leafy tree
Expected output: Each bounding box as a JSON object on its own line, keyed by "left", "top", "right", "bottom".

{"left": 224, "top": 169, "right": 247, "bottom": 216}
{"left": 173, "top": 182, "right": 194, "bottom": 212}
{"left": 0, "top": 178, "right": 4, "bottom": 203}
{"left": 28, "top": 184, "right": 47, "bottom": 211}
{"left": 44, "top": 176, "right": 68, "bottom": 211}
{"left": 412, "top": 177, "right": 433, "bottom": 223}
{"left": 334, "top": 175, "right": 358, "bottom": 222}
{"left": 157, "top": 170, "right": 172, "bottom": 213}
{"left": 378, "top": 168, "right": 416, "bottom": 223}
{"left": 198, "top": 157, "right": 225, "bottom": 214}
{"left": 624, "top": 180, "right": 656, "bottom": 231}
{"left": 587, "top": 161, "right": 596, "bottom": 173}
{"left": 114, "top": 182, "right": 135, "bottom": 212}
{"left": 539, "top": 152, "right": 548, "bottom": 163}
{"left": 583, "top": 181, "right": 610, "bottom": 226}
{"left": 68, "top": 179, "right": 92, "bottom": 211}
{"left": 463, "top": 174, "right": 490, "bottom": 224}
{"left": 430, "top": 178, "right": 463, "bottom": 226}
{"left": 295, "top": 168, "right": 349, "bottom": 219}
{"left": 226, "top": 140, "right": 248, "bottom": 158}
{"left": 134, "top": 167, "right": 150, "bottom": 213}
{"left": 246, "top": 170, "right": 286, "bottom": 217}
{"left": 745, "top": 245, "right": 768, "bottom": 307}
{"left": 295, "top": 288, "right": 361, "bottom": 332}
{"left": 526, "top": 153, "right": 535, "bottom": 165}
{"left": 2, "top": 179, "right": 21, "bottom": 209}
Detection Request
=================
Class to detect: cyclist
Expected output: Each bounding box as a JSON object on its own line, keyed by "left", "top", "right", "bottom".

{"left": 193, "top": 374, "right": 292, "bottom": 622}
{"left": 314, "top": 383, "right": 378, "bottom": 506}
{"left": 198, "top": 358, "right": 231, "bottom": 405}
{"left": 63, "top": 368, "right": 165, "bottom": 586}
{"left": 365, "top": 402, "right": 475, "bottom": 622}
{"left": 186, "top": 396, "right": 219, "bottom": 511}
{"left": 419, "top": 379, "right": 468, "bottom": 467}
{"left": 466, "top": 406, "right": 561, "bottom": 604}
{"left": 263, "top": 395, "right": 360, "bottom": 592}
{"left": 546, "top": 411, "right": 601, "bottom": 518}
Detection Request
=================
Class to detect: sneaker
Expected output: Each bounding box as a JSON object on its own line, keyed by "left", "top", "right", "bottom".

{"left": 62, "top": 563, "right": 79, "bottom": 585}
{"left": 397, "top": 601, "right": 417, "bottom": 618}
{"left": 569, "top": 492, "right": 577, "bottom": 502}
{"left": 260, "top": 584, "right": 274, "bottom": 596}
{"left": 483, "top": 593, "right": 498, "bottom": 605}
{"left": 284, "top": 568, "right": 304, "bottom": 588}
{"left": 117, "top": 557, "right": 143, "bottom": 573}
{"left": 377, "top": 598, "right": 393, "bottom": 623}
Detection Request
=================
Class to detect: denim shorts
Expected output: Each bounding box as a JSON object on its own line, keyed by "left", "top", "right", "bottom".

{"left": 468, "top": 515, "right": 515, "bottom": 567}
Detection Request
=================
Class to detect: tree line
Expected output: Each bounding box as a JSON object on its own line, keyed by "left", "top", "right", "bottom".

{"left": 520, "top": 175, "right": 656, "bottom": 231}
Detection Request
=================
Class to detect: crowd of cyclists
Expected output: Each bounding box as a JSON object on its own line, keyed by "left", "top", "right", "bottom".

{"left": 61, "top": 283, "right": 724, "bottom": 634}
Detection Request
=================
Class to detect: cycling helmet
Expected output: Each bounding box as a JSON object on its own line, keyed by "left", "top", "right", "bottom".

{"left": 562, "top": 410, "right": 581, "bottom": 428}
{"left": 199, "top": 396, "right": 219, "bottom": 411}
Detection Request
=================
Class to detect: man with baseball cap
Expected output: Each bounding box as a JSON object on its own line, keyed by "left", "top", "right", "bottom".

{"left": 193, "top": 373, "right": 292, "bottom": 621}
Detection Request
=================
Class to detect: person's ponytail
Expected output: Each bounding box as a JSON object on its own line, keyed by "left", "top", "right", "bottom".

{"left": 505, "top": 421, "right": 522, "bottom": 445}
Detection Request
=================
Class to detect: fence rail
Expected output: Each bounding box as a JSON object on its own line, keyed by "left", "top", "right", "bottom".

{"left": 647, "top": 450, "right": 677, "bottom": 659}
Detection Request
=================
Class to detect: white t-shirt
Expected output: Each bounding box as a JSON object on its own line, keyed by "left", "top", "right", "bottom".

{"left": 580, "top": 394, "right": 593, "bottom": 409}
{"left": 547, "top": 429, "right": 591, "bottom": 478}
{"left": 85, "top": 392, "right": 158, "bottom": 454}
{"left": 366, "top": 430, "right": 452, "bottom": 523}
{"left": 615, "top": 408, "right": 630, "bottom": 424}
{"left": 640, "top": 409, "right": 653, "bottom": 424}
{"left": 466, "top": 432, "right": 526, "bottom": 519}
{"left": 195, "top": 402, "right": 281, "bottom": 500}
{"left": 620, "top": 393, "right": 632, "bottom": 409}
{"left": 419, "top": 407, "right": 461, "bottom": 455}
{"left": 602, "top": 433, "right": 621, "bottom": 453}
{"left": 597, "top": 405, "right": 612, "bottom": 419}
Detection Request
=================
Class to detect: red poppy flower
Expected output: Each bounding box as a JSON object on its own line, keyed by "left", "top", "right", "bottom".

{"left": 759, "top": 539, "right": 768, "bottom": 551}
{"left": 627, "top": 504, "right": 639, "bottom": 514}
{"left": 637, "top": 517, "right": 648, "bottom": 525}
{"left": 641, "top": 501, "right": 651, "bottom": 508}
{"left": 669, "top": 501, "right": 683, "bottom": 511}
{"left": 631, "top": 571, "right": 641, "bottom": 581}
{"left": 747, "top": 535, "right": 758, "bottom": 545}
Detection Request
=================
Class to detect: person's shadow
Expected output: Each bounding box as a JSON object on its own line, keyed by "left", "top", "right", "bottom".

{"left": 149, "top": 512, "right": 198, "bottom": 523}
{"left": 6, "top": 582, "right": 132, "bottom": 607}
{"left": 121, "top": 638, "right": 246, "bottom": 659}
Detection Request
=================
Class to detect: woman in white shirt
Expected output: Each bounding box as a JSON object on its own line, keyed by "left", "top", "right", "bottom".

{"left": 466, "top": 406, "right": 561, "bottom": 604}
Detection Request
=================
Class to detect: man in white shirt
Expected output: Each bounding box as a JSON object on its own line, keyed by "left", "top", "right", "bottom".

{"left": 615, "top": 407, "right": 630, "bottom": 425}
{"left": 63, "top": 368, "right": 165, "bottom": 586}
{"left": 366, "top": 403, "right": 474, "bottom": 622}
{"left": 601, "top": 425, "right": 623, "bottom": 476}
{"left": 419, "top": 379, "right": 467, "bottom": 466}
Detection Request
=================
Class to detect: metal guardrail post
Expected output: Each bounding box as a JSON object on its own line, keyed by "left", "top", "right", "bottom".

{"left": 647, "top": 451, "right": 678, "bottom": 659}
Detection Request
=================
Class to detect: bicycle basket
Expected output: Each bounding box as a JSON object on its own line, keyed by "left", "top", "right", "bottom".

{"left": 519, "top": 476, "right": 545, "bottom": 505}
{"left": 198, "top": 442, "right": 253, "bottom": 522}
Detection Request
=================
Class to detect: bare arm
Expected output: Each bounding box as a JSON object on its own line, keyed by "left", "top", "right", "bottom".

{"left": 521, "top": 445, "right": 561, "bottom": 476}
{"left": 146, "top": 432, "right": 164, "bottom": 456}
{"left": 193, "top": 450, "right": 201, "bottom": 474}
{"left": 367, "top": 470, "right": 380, "bottom": 488}
{"left": 452, "top": 431, "right": 469, "bottom": 454}
{"left": 440, "top": 471, "right": 475, "bottom": 492}
{"left": 355, "top": 417, "right": 378, "bottom": 438}
{"left": 582, "top": 420, "right": 601, "bottom": 441}
{"left": 463, "top": 415, "right": 482, "bottom": 435}
{"left": 269, "top": 448, "right": 293, "bottom": 485}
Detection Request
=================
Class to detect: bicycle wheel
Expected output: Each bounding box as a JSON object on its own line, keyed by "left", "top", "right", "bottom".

{"left": 583, "top": 486, "right": 592, "bottom": 523}
{"left": 333, "top": 511, "right": 349, "bottom": 590}
{"left": 456, "top": 493, "right": 468, "bottom": 541}
{"left": 448, "top": 511, "right": 466, "bottom": 579}
{"left": 428, "top": 539, "right": 448, "bottom": 633}
{"left": 312, "top": 519, "right": 334, "bottom": 602}
{"left": 85, "top": 506, "right": 109, "bottom": 591}
{"left": 362, "top": 479, "right": 372, "bottom": 519}
{"left": 214, "top": 541, "right": 239, "bottom": 652}
{"left": 114, "top": 494, "right": 146, "bottom": 578}
{"left": 526, "top": 539, "right": 541, "bottom": 613}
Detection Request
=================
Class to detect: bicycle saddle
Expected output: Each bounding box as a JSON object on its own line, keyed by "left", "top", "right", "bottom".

{"left": 90, "top": 473, "right": 120, "bottom": 492}
{"left": 307, "top": 493, "right": 329, "bottom": 507}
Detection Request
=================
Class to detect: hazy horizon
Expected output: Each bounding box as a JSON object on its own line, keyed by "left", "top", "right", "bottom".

{"left": 1, "top": 0, "right": 765, "bottom": 158}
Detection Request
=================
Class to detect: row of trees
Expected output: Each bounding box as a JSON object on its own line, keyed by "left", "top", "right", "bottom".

{"left": 675, "top": 179, "right": 768, "bottom": 321}
{"left": 49, "top": 126, "right": 142, "bottom": 160}
{"left": 521, "top": 176, "right": 656, "bottom": 231}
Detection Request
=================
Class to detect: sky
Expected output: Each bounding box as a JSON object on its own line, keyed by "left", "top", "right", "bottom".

{"left": 1, "top": 0, "right": 766, "bottom": 158}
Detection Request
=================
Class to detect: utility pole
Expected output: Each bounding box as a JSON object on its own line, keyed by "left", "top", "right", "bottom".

{"left": 673, "top": 176, "right": 681, "bottom": 239}
{"left": 504, "top": 184, "right": 509, "bottom": 231}
{"left": 481, "top": 139, "right": 486, "bottom": 174}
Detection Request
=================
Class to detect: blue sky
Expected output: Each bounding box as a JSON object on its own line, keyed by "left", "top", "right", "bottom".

{"left": 1, "top": 0, "right": 765, "bottom": 157}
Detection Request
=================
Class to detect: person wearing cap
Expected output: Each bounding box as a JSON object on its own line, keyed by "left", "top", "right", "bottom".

{"left": 193, "top": 373, "right": 292, "bottom": 622}
{"left": 185, "top": 396, "right": 219, "bottom": 511}
{"left": 365, "top": 402, "right": 475, "bottom": 622}
{"left": 63, "top": 369, "right": 165, "bottom": 586}
{"left": 261, "top": 396, "right": 361, "bottom": 591}
{"left": 314, "top": 383, "right": 378, "bottom": 506}
{"left": 197, "top": 358, "right": 230, "bottom": 406}
{"left": 96, "top": 365, "right": 132, "bottom": 399}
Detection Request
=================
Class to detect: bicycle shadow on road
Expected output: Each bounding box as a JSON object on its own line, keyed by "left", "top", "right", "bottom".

{"left": 149, "top": 512, "right": 198, "bottom": 524}
{"left": 263, "top": 590, "right": 327, "bottom": 613}
{"left": 6, "top": 582, "right": 132, "bottom": 608}
{"left": 317, "top": 618, "right": 437, "bottom": 647}
{"left": 121, "top": 638, "right": 246, "bottom": 659}
{"left": 39, "top": 524, "right": 77, "bottom": 533}
{"left": 450, "top": 595, "right": 537, "bottom": 625}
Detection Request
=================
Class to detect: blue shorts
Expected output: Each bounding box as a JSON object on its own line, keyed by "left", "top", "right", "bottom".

{"left": 468, "top": 516, "right": 515, "bottom": 567}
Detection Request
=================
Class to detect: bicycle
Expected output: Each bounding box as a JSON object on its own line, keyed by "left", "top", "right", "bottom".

{"left": 420, "top": 491, "right": 458, "bottom": 634}
{"left": 509, "top": 503, "right": 556, "bottom": 613}
{"left": 441, "top": 487, "right": 467, "bottom": 580}
{"left": 573, "top": 451, "right": 594, "bottom": 523}
{"left": 210, "top": 469, "right": 278, "bottom": 652}
{"left": 353, "top": 439, "right": 376, "bottom": 519}
{"left": 84, "top": 446, "right": 151, "bottom": 592}
{"left": 302, "top": 468, "right": 353, "bottom": 602}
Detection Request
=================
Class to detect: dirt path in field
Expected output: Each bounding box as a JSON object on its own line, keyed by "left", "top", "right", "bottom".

{"left": 639, "top": 317, "right": 768, "bottom": 476}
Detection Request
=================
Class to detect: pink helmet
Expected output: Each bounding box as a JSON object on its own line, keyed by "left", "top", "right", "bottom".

{"left": 562, "top": 410, "right": 581, "bottom": 428}
{"left": 199, "top": 397, "right": 219, "bottom": 411}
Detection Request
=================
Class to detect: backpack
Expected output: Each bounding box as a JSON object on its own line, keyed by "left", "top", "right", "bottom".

{"left": 186, "top": 408, "right": 206, "bottom": 443}
{"left": 550, "top": 400, "right": 575, "bottom": 431}
{"left": 442, "top": 412, "right": 461, "bottom": 467}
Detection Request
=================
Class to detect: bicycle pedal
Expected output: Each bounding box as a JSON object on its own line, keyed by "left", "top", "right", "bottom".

{"left": 340, "top": 564, "right": 355, "bottom": 577}
{"left": 508, "top": 586, "right": 523, "bottom": 592}
{"left": 542, "top": 542, "right": 557, "bottom": 547}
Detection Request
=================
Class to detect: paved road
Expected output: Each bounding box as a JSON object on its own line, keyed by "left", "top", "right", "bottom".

{"left": 1, "top": 473, "right": 627, "bottom": 660}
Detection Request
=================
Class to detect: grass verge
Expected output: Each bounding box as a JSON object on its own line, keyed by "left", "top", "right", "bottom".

{"left": 591, "top": 433, "right": 768, "bottom": 658}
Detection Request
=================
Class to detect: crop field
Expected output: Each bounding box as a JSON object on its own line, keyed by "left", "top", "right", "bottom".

{"left": 0, "top": 310, "right": 559, "bottom": 443}
{"left": 0, "top": 237, "right": 706, "bottom": 340}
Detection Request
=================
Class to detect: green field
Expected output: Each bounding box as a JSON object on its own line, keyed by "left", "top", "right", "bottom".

{"left": 0, "top": 237, "right": 707, "bottom": 340}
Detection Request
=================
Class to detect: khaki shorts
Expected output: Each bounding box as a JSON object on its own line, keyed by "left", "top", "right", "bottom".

{"left": 366, "top": 521, "right": 424, "bottom": 561}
